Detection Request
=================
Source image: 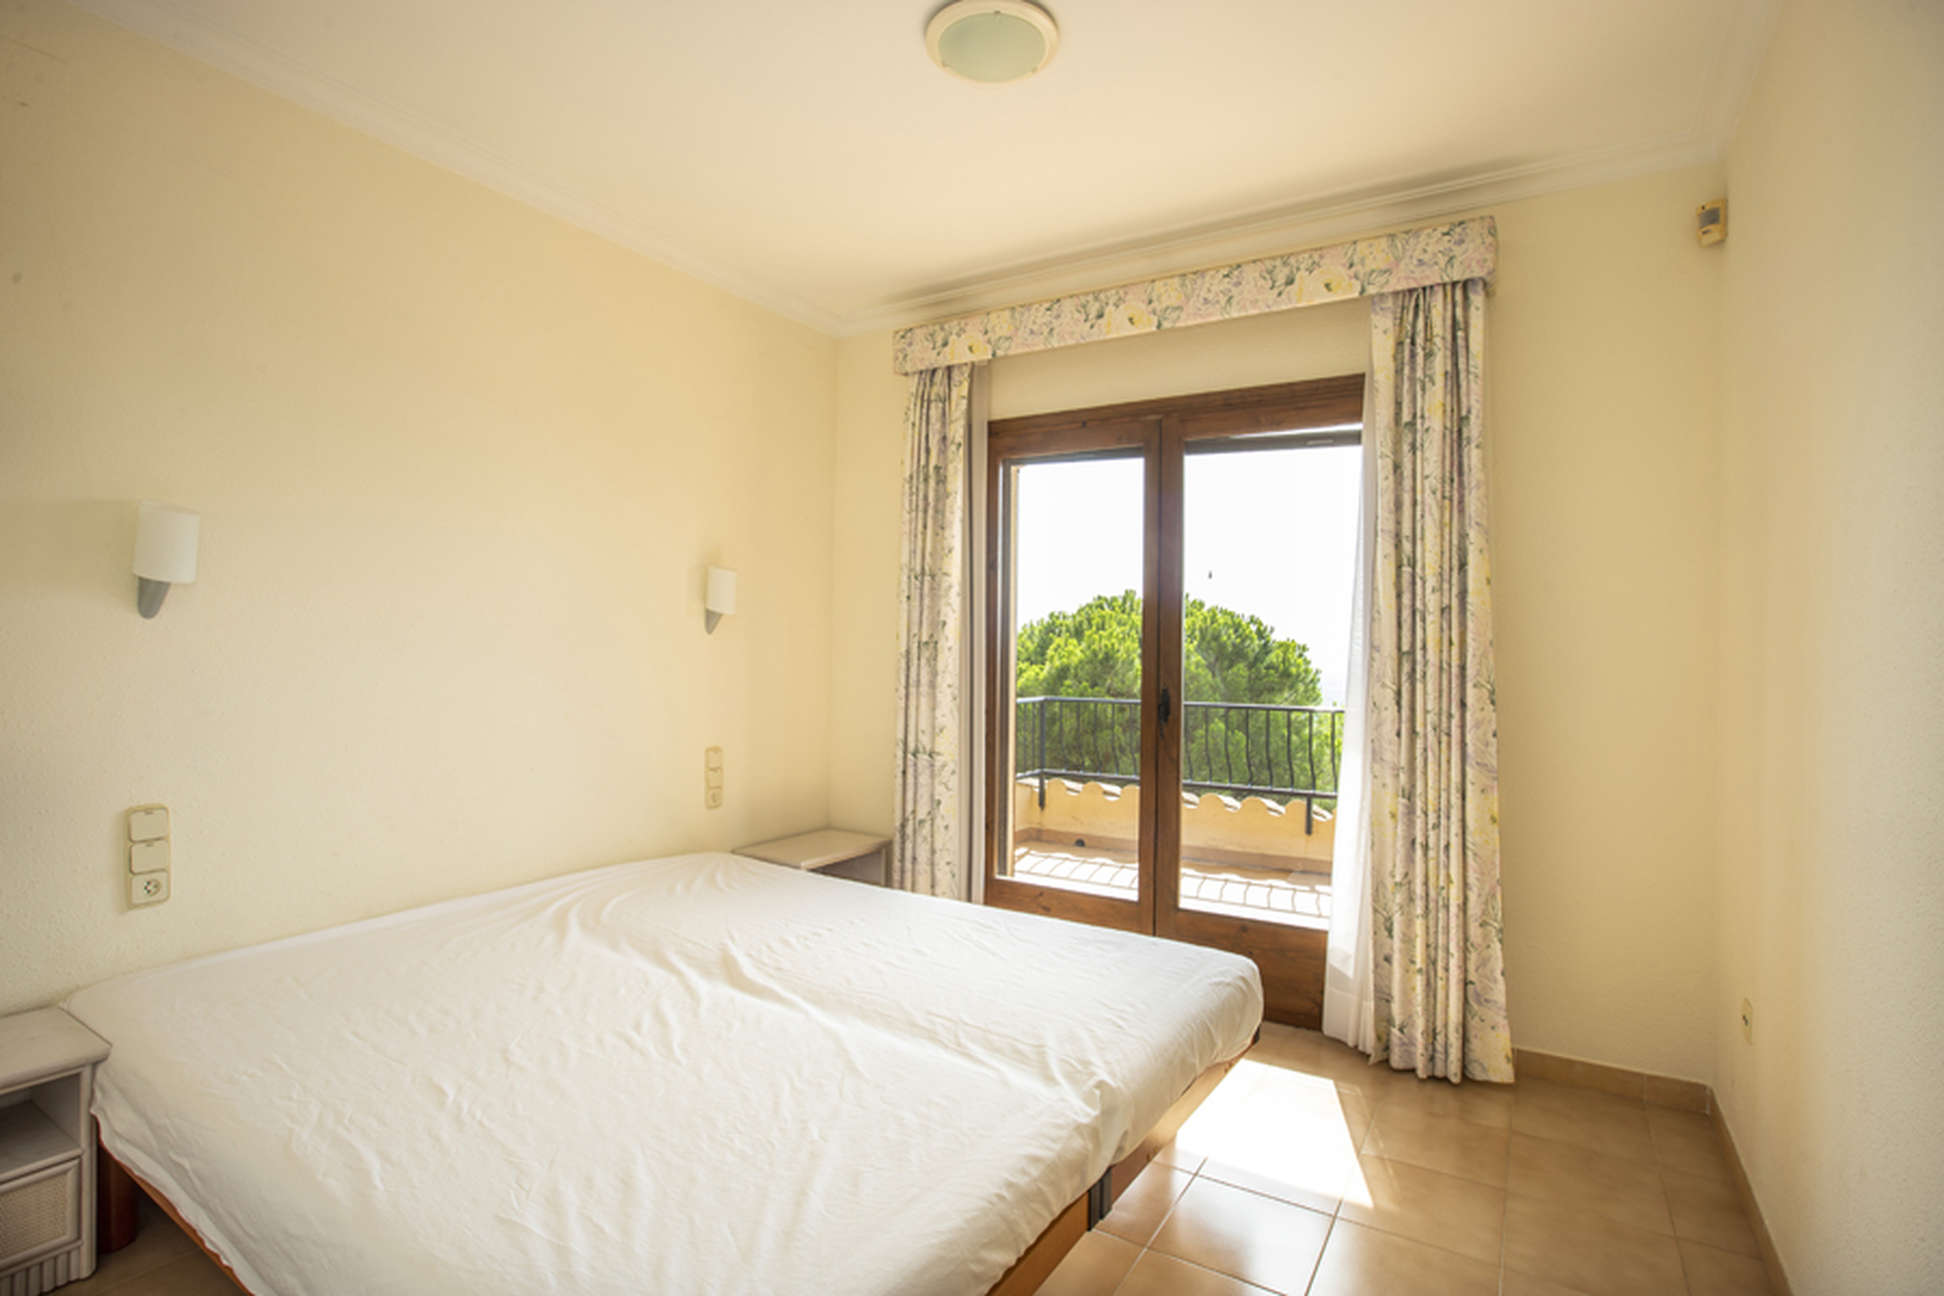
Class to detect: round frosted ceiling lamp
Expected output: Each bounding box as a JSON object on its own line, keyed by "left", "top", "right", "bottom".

{"left": 926, "top": 1, "right": 1059, "bottom": 84}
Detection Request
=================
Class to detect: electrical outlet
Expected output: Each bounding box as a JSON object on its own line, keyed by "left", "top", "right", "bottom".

{"left": 1740, "top": 998, "right": 1754, "bottom": 1044}
{"left": 705, "top": 787, "right": 724, "bottom": 810}
{"left": 129, "top": 872, "right": 170, "bottom": 907}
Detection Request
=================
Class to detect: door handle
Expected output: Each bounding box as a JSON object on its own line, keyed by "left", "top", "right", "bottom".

{"left": 1158, "top": 686, "right": 1171, "bottom": 728}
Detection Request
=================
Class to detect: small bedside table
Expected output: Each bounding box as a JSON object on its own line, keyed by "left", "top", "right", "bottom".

{"left": 0, "top": 1010, "right": 110, "bottom": 1296}
{"left": 736, "top": 829, "right": 892, "bottom": 887}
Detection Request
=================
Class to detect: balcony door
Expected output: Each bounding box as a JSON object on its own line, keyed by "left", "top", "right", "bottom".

{"left": 982, "top": 376, "right": 1364, "bottom": 1027}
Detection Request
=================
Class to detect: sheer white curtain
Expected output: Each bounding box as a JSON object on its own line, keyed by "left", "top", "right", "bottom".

{"left": 1323, "top": 378, "right": 1380, "bottom": 1054}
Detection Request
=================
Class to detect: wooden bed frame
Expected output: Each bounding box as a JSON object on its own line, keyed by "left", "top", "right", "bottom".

{"left": 98, "top": 1047, "right": 1245, "bottom": 1296}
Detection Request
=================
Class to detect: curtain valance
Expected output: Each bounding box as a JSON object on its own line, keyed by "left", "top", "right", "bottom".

{"left": 892, "top": 216, "right": 1496, "bottom": 375}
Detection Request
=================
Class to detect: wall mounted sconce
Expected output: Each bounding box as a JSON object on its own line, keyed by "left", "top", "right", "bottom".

{"left": 704, "top": 566, "right": 737, "bottom": 634}
{"left": 133, "top": 502, "right": 199, "bottom": 618}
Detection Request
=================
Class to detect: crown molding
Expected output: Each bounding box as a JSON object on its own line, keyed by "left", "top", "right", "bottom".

{"left": 840, "top": 132, "right": 1724, "bottom": 335}
{"left": 77, "top": 0, "right": 1774, "bottom": 341}
{"left": 73, "top": 0, "right": 850, "bottom": 336}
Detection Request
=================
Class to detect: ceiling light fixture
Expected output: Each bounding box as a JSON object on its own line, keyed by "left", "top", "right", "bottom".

{"left": 926, "top": 1, "right": 1059, "bottom": 84}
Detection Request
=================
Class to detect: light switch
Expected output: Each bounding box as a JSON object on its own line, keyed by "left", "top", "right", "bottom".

{"left": 129, "top": 872, "right": 170, "bottom": 907}
{"left": 129, "top": 839, "right": 170, "bottom": 874}
{"left": 128, "top": 806, "right": 170, "bottom": 842}
{"left": 704, "top": 746, "right": 724, "bottom": 771}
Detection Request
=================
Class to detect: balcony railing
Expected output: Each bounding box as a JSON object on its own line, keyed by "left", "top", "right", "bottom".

{"left": 1015, "top": 695, "right": 1343, "bottom": 832}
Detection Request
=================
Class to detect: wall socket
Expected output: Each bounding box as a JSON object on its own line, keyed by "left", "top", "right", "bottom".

{"left": 704, "top": 746, "right": 724, "bottom": 810}
{"left": 129, "top": 873, "right": 170, "bottom": 906}
{"left": 1739, "top": 998, "right": 1754, "bottom": 1044}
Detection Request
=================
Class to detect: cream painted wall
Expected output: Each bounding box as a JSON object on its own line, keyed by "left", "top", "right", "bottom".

{"left": 830, "top": 166, "right": 1726, "bottom": 1082}
{"left": 1488, "top": 167, "right": 1723, "bottom": 1082}
{"left": 1714, "top": 2, "right": 1944, "bottom": 1290}
{"left": 0, "top": 0, "right": 836, "bottom": 1014}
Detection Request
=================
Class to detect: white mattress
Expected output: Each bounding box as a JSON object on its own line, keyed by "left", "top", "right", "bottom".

{"left": 65, "top": 852, "right": 1261, "bottom": 1295}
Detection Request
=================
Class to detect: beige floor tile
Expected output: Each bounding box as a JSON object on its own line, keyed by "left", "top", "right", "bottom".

{"left": 99, "top": 1251, "right": 237, "bottom": 1296}
{"left": 1148, "top": 1176, "right": 1332, "bottom": 1295}
{"left": 1098, "top": 1161, "right": 1194, "bottom": 1245}
{"left": 64, "top": 1203, "right": 198, "bottom": 1294}
{"left": 1035, "top": 1229, "right": 1142, "bottom": 1296}
{"left": 1181, "top": 1061, "right": 1362, "bottom": 1214}
{"left": 1663, "top": 1169, "right": 1758, "bottom": 1256}
{"left": 1248, "top": 1029, "right": 1415, "bottom": 1104}
{"left": 1113, "top": 1249, "right": 1278, "bottom": 1296}
{"left": 1499, "top": 1271, "right": 1595, "bottom": 1296}
{"left": 1153, "top": 1137, "right": 1207, "bottom": 1174}
{"left": 1679, "top": 1239, "right": 1774, "bottom": 1295}
{"left": 1380, "top": 1076, "right": 1515, "bottom": 1129}
{"left": 1306, "top": 1220, "right": 1500, "bottom": 1296}
{"left": 1501, "top": 1194, "right": 1688, "bottom": 1296}
{"left": 1648, "top": 1108, "right": 1733, "bottom": 1182}
{"left": 1335, "top": 1153, "right": 1506, "bottom": 1264}
{"left": 1510, "top": 1081, "right": 1657, "bottom": 1163}
{"left": 1361, "top": 1102, "right": 1511, "bottom": 1187}
{"left": 1506, "top": 1132, "right": 1673, "bottom": 1234}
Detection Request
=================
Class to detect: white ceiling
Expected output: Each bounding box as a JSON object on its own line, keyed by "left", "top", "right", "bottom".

{"left": 81, "top": 0, "right": 1775, "bottom": 333}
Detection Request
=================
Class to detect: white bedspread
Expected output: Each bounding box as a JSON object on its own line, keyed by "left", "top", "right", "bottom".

{"left": 64, "top": 853, "right": 1261, "bottom": 1295}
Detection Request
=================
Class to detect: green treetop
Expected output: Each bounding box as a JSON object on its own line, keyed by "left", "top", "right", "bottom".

{"left": 1015, "top": 590, "right": 1321, "bottom": 706}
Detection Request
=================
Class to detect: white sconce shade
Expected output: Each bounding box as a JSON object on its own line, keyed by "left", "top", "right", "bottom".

{"left": 704, "top": 566, "right": 737, "bottom": 634}
{"left": 133, "top": 501, "right": 199, "bottom": 618}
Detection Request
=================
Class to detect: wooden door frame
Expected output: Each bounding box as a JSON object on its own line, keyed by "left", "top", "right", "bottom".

{"left": 983, "top": 414, "right": 1159, "bottom": 934}
{"left": 983, "top": 376, "right": 1364, "bottom": 1025}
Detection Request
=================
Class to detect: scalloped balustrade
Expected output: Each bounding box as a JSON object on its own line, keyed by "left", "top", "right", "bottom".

{"left": 1013, "top": 777, "right": 1333, "bottom": 874}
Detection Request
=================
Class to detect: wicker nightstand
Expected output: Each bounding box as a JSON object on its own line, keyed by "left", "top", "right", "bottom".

{"left": 0, "top": 1011, "right": 110, "bottom": 1296}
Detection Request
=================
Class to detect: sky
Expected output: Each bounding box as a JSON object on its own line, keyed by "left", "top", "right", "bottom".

{"left": 1012, "top": 443, "right": 1362, "bottom": 705}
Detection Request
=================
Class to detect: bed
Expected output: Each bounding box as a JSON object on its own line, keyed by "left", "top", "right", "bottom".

{"left": 63, "top": 852, "right": 1261, "bottom": 1295}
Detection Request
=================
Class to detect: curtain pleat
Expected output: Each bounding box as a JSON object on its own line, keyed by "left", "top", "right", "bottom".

{"left": 1365, "top": 280, "right": 1513, "bottom": 1083}
{"left": 892, "top": 364, "right": 974, "bottom": 898}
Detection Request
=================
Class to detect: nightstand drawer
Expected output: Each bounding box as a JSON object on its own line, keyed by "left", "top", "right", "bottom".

{"left": 0, "top": 1158, "right": 80, "bottom": 1272}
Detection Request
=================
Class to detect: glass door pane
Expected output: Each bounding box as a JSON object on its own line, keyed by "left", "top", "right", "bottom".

{"left": 993, "top": 450, "right": 1147, "bottom": 909}
{"left": 1173, "top": 436, "right": 1360, "bottom": 930}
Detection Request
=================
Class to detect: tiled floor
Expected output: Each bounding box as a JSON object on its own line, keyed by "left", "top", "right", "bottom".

{"left": 1014, "top": 845, "right": 1332, "bottom": 927}
{"left": 80, "top": 1025, "right": 1764, "bottom": 1296}
{"left": 61, "top": 1199, "right": 232, "bottom": 1295}
{"left": 1040, "top": 1024, "right": 1771, "bottom": 1296}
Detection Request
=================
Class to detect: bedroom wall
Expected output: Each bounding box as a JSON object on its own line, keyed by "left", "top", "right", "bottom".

{"left": 0, "top": 0, "right": 837, "bottom": 1014}
{"left": 829, "top": 164, "right": 1724, "bottom": 1083}
{"left": 1713, "top": 1, "right": 1944, "bottom": 1289}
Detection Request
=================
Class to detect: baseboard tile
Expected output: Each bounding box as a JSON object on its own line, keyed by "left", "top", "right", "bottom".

{"left": 1511, "top": 1047, "right": 1791, "bottom": 1294}
{"left": 1711, "top": 1102, "right": 1794, "bottom": 1296}
{"left": 1513, "top": 1047, "right": 1711, "bottom": 1113}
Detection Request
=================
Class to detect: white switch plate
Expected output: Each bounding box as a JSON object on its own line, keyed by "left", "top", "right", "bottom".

{"left": 128, "top": 805, "right": 170, "bottom": 842}
{"left": 129, "top": 872, "right": 170, "bottom": 907}
{"left": 129, "top": 839, "right": 170, "bottom": 874}
{"left": 705, "top": 746, "right": 724, "bottom": 808}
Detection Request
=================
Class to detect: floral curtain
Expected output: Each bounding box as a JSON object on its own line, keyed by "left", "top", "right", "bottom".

{"left": 892, "top": 363, "right": 974, "bottom": 898}
{"left": 1365, "top": 279, "right": 1513, "bottom": 1082}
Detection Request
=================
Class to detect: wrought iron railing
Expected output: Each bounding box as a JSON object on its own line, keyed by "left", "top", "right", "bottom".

{"left": 1015, "top": 695, "right": 1343, "bottom": 832}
